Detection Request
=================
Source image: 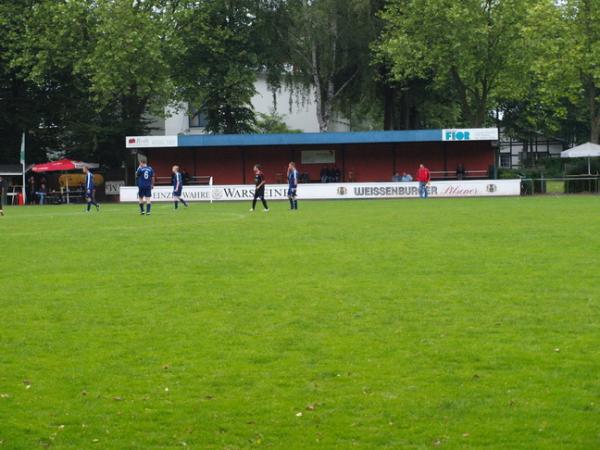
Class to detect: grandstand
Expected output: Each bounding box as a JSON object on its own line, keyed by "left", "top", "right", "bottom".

{"left": 126, "top": 128, "right": 499, "bottom": 185}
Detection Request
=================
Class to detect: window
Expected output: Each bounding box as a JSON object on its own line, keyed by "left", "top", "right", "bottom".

{"left": 189, "top": 107, "right": 209, "bottom": 129}
{"left": 499, "top": 153, "right": 511, "bottom": 168}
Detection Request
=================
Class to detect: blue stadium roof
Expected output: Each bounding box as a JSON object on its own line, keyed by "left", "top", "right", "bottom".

{"left": 125, "top": 128, "right": 498, "bottom": 149}
{"left": 178, "top": 130, "right": 441, "bottom": 147}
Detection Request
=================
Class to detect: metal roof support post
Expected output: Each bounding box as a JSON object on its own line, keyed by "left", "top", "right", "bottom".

{"left": 241, "top": 147, "right": 246, "bottom": 184}
{"left": 341, "top": 145, "right": 346, "bottom": 182}
{"left": 392, "top": 143, "right": 397, "bottom": 176}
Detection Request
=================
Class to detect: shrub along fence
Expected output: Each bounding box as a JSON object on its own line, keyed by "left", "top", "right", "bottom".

{"left": 520, "top": 176, "right": 600, "bottom": 195}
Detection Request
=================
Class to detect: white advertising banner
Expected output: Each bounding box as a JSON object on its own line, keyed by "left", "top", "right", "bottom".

{"left": 126, "top": 135, "right": 178, "bottom": 148}
{"left": 442, "top": 128, "right": 499, "bottom": 142}
{"left": 120, "top": 179, "right": 520, "bottom": 202}
{"left": 301, "top": 150, "right": 336, "bottom": 164}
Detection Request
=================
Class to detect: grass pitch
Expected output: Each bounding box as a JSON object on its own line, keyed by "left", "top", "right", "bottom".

{"left": 0, "top": 197, "right": 599, "bottom": 449}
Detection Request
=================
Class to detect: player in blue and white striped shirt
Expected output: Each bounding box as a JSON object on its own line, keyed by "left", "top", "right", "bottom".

{"left": 83, "top": 166, "right": 100, "bottom": 212}
{"left": 172, "top": 165, "right": 188, "bottom": 210}
{"left": 287, "top": 161, "right": 299, "bottom": 210}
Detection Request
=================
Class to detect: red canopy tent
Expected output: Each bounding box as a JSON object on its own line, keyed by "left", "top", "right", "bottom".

{"left": 31, "top": 159, "right": 99, "bottom": 173}
{"left": 30, "top": 159, "right": 99, "bottom": 204}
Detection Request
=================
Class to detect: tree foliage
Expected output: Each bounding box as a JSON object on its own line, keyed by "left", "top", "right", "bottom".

{"left": 2, "top": 0, "right": 600, "bottom": 168}
{"left": 173, "top": 0, "right": 261, "bottom": 134}
{"left": 254, "top": 111, "right": 302, "bottom": 133}
{"left": 523, "top": 0, "right": 600, "bottom": 143}
{"left": 264, "top": 0, "right": 378, "bottom": 131}
{"left": 3, "top": 0, "right": 178, "bottom": 166}
{"left": 0, "top": 0, "right": 51, "bottom": 164}
{"left": 378, "top": 0, "right": 532, "bottom": 127}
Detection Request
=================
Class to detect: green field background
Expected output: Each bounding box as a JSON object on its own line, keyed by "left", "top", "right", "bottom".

{"left": 1, "top": 197, "right": 599, "bottom": 449}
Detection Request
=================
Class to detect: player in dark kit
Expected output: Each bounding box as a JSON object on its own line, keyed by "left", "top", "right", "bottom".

{"left": 83, "top": 166, "right": 100, "bottom": 212}
{"left": 250, "top": 164, "right": 269, "bottom": 212}
{"left": 171, "top": 165, "right": 188, "bottom": 210}
{"left": 287, "top": 161, "right": 299, "bottom": 210}
{"left": 136, "top": 161, "right": 155, "bottom": 215}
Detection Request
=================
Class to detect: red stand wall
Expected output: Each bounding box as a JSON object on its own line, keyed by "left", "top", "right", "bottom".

{"left": 147, "top": 141, "right": 495, "bottom": 184}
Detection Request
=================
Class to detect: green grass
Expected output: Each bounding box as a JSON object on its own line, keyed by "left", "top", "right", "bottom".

{"left": 1, "top": 197, "right": 599, "bottom": 449}
{"left": 545, "top": 181, "right": 565, "bottom": 194}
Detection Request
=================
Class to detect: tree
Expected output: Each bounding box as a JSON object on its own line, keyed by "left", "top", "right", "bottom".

{"left": 254, "top": 111, "right": 301, "bottom": 133}
{"left": 525, "top": 0, "right": 600, "bottom": 143}
{"left": 8, "top": 0, "right": 178, "bottom": 166}
{"left": 0, "top": 0, "right": 53, "bottom": 164}
{"left": 267, "top": 0, "right": 376, "bottom": 132}
{"left": 378, "top": 0, "right": 532, "bottom": 127}
{"left": 84, "top": 0, "right": 177, "bottom": 126}
{"left": 173, "top": 0, "right": 260, "bottom": 134}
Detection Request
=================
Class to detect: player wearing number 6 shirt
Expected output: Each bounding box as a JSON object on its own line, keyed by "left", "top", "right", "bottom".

{"left": 287, "top": 161, "right": 299, "bottom": 210}
{"left": 250, "top": 164, "right": 269, "bottom": 212}
{"left": 171, "top": 165, "right": 188, "bottom": 210}
{"left": 136, "top": 161, "right": 155, "bottom": 215}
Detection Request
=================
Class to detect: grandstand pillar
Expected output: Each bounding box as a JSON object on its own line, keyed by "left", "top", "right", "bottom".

{"left": 443, "top": 143, "right": 448, "bottom": 178}
{"left": 241, "top": 147, "right": 246, "bottom": 184}
{"left": 494, "top": 142, "right": 500, "bottom": 179}
{"left": 341, "top": 145, "right": 346, "bottom": 182}
{"left": 193, "top": 149, "right": 197, "bottom": 178}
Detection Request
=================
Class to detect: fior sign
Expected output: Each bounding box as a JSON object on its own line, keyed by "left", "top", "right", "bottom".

{"left": 442, "top": 128, "right": 499, "bottom": 142}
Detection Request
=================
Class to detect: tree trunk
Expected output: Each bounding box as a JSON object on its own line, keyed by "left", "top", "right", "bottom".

{"left": 400, "top": 90, "right": 411, "bottom": 130}
{"left": 322, "top": 12, "right": 337, "bottom": 132}
{"left": 311, "top": 38, "right": 326, "bottom": 132}
{"left": 121, "top": 84, "right": 148, "bottom": 135}
{"left": 311, "top": 11, "right": 338, "bottom": 132}
{"left": 379, "top": 64, "right": 397, "bottom": 130}
{"left": 382, "top": 82, "right": 395, "bottom": 130}
{"left": 302, "top": 0, "right": 326, "bottom": 132}
{"left": 473, "top": 101, "right": 487, "bottom": 128}
{"left": 322, "top": 77, "right": 334, "bottom": 132}
{"left": 591, "top": 114, "right": 600, "bottom": 144}
{"left": 588, "top": 82, "right": 600, "bottom": 143}
{"left": 311, "top": 9, "right": 339, "bottom": 132}
{"left": 450, "top": 67, "right": 473, "bottom": 126}
{"left": 473, "top": 80, "right": 491, "bottom": 128}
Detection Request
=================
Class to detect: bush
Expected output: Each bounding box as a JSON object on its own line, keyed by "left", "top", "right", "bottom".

{"left": 254, "top": 112, "right": 302, "bottom": 134}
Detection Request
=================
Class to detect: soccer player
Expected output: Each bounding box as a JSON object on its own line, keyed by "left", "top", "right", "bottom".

{"left": 136, "top": 160, "right": 155, "bottom": 215}
{"left": 83, "top": 166, "right": 100, "bottom": 212}
{"left": 416, "top": 163, "right": 431, "bottom": 199}
{"left": 287, "top": 161, "right": 299, "bottom": 210}
{"left": 171, "top": 165, "right": 188, "bottom": 210}
{"left": 250, "top": 164, "right": 269, "bottom": 212}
